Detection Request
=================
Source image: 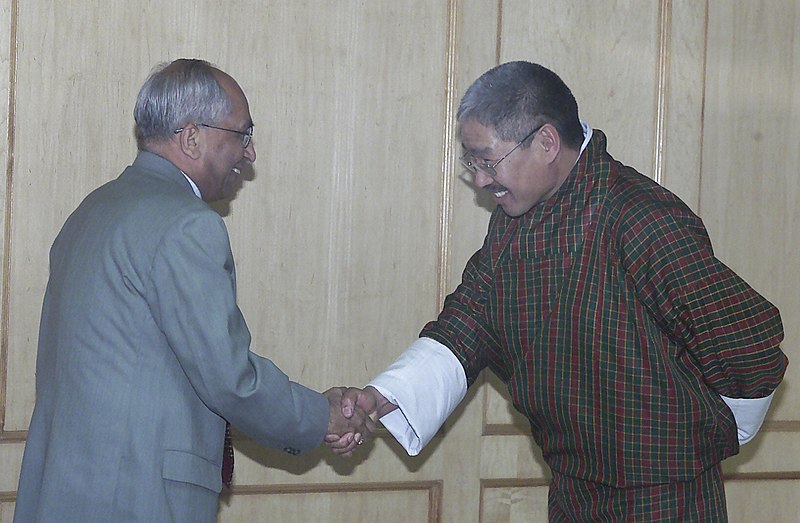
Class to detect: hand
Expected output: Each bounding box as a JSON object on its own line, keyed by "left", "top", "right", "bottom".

{"left": 341, "top": 385, "right": 396, "bottom": 421}
{"left": 324, "top": 386, "right": 397, "bottom": 456}
{"left": 323, "top": 387, "right": 376, "bottom": 457}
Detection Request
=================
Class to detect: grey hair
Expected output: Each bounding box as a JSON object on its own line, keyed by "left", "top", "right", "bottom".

{"left": 134, "top": 58, "right": 232, "bottom": 149}
{"left": 457, "top": 61, "right": 584, "bottom": 150}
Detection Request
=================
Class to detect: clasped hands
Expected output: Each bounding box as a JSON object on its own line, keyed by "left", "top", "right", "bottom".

{"left": 323, "top": 386, "right": 395, "bottom": 457}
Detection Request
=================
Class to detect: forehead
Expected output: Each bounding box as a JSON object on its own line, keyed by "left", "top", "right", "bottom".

{"left": 459, "top": 120, "right": 508, "bottom": 156}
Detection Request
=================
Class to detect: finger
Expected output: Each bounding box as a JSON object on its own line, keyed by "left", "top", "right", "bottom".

{"left": 328, "top": 437, "right": 353, "bottom": 451}
{"left": 334, "top": 438, "right": 359, "bottom": 457}
{"left": 355, "top": 389, "right": 377, "bottom": 414}
{"left": 329, "top": 432, "right": 354, "bottom": 449}
{"left": 341, "top": 388, "right": 360, "bottom": 418}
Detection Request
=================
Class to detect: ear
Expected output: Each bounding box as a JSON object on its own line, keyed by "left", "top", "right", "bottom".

{"left": 536, "top": 123, "right": 561, "bottom": 164}
{"left": 175, "top": 124, "right": 203, "bottom": 160}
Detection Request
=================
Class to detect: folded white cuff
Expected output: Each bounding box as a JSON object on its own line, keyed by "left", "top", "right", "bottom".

{"left": 720, "top": 391, "right": 775, "bottom": 445}
{"left": 368, "top": 337, "right": 467, "bottom": 456}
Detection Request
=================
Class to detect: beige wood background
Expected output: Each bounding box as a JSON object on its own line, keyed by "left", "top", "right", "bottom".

{"left": 1, "top": 1, "right": 797, "bottom": 521}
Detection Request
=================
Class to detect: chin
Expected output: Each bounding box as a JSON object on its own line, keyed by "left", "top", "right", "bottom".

{"left": 500, "top": 205, "right": 524, "bottom": 217}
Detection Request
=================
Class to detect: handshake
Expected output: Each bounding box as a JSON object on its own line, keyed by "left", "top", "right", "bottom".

{"left": 322, "top": 386, "right": 398, "bottom": 457}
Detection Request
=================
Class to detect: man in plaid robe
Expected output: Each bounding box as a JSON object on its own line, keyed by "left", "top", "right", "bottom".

{"left": 331, "top": 61, "right": 788, "bottom": 521}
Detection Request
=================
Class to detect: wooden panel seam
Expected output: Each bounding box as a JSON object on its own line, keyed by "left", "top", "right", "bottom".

{"left": 4, "top": 482, "right": 440, "bottom": 507}
{"left": 228, "top": 480, "right": 443, "bottom": 495}
{"left": 437, "top": 0, "right": 460, "bottom": 306}
{"left": 0, "top": 430, "right": 25, "bottom": 442}
{"left": 724, "top": 472, "right": 800, "bottom": 481}
{"left": 652, "top": 0, "right": 671, "bottom": 185}
{"left": 481, "top": 478, "right": 550, "bottom": 489}
{"left": 696, "top": 0, "right": 710, "bottom": 216}
{"left": 1, "top": 477, "right": 448, "bottom": 507}
{"left": 494, "top": 0, "right": 503, "bottom": 64}
{"left": 764, "top": 420, "right": 800, "bottom": 431}
{"left": 483, "top": 419, "right": 800, "bottom": 436}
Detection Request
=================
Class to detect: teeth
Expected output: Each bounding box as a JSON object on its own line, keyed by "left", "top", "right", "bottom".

{"left": 494, "top": 190, "right": 508, "bottom": 198}
{"left": 232, "top": 168, "right": 241, "bottom": 175}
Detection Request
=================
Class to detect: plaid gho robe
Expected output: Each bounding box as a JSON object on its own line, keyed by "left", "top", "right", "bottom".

{"left": 421, "top": 129, "right": 787, "bottom": 488}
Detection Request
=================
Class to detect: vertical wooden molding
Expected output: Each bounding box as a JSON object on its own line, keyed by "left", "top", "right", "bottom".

{"left": 653, "top": 0, "right": 672, "bottom": 185}
{"left": 495, "top": 0, "right": 503, "bottom": 64}
{"left": 437, "top": 0, "right": 460, "bottom": 306}
{"left": 1, "top": 0, "right": 20, "bottom": 437}
{"left": 696, "top": 0, "right": 710, "bottom": 216}
{"left": 428, "top": 479, "right": 443, "bottom": 523}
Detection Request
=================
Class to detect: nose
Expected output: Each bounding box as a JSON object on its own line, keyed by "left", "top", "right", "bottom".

{"left": 473, "top": 169, "right": 493, "bottom": 188}
{"left": 244, "top": 141, "right": 256, "bottom": 163}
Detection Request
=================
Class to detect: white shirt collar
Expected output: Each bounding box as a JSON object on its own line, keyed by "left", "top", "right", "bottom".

{"left": 180, "top": 172, "right": 202, "bottom": 199}
{"left": 579, "top": 120, "right": 593, "bottom": 155}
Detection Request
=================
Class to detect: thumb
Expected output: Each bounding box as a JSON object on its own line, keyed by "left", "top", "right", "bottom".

{"left": 341, "top": 389, "right": 358, "bottom": 418}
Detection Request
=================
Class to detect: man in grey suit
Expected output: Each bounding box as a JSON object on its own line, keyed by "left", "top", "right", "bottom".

{"left": 14, "top": 59, "right": 372, "bottom": 523}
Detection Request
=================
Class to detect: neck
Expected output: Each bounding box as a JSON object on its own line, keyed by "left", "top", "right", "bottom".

{"left": 550, "top": 146, "right": 581, "bottom": 194}
{"left": 144, "top": 140, "right": 194, "bottom": 173}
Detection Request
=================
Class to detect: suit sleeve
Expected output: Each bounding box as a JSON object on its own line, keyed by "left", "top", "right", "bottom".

{"left": 147, "top": 209, "right": 328, "bottom": 453}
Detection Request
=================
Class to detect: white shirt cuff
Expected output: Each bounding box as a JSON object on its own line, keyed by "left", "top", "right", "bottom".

{"left": 368, "top": 337, "right": 467, "bottom": 456}
{"left": 720, "top": 391, "right": 776, "bottom": 445}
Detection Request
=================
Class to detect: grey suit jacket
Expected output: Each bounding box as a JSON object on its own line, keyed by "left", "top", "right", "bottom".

{"left": 14, "top": 152, "right": 329, "bottom": 523}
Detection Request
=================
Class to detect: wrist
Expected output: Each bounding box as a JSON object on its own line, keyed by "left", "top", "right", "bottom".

{"left": 364, "top": 385, "right": 398, "bottom": 418}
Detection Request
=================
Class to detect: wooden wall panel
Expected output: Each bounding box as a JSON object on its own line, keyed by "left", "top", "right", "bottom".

{"left": 3, "top": 1, "right": 455, "bottom": 519}
{"left": 500, "top": 0, "right": 660, "bottom": 176}
{"left": 222, "top": 1, "right": 449, "bottom": 389}
{"left": 722, "top": 430, "right": 800, "bottom": 474}
{"left": 218, "top": 487, "right": 438, "bottom": 523}
{"left": 481, "top": 484, "right": 549, "bottom": 523}
{"left": 700, "top": 0, "right": 799, "bottom": 424}
{"left": 4, "top": 2, "right": 158, "bottom": 431}
{"left": 0, "top": 502, "right": 14, "bottom": 523}
{"left": 4, "top": 0, "right": 449, "bottom": 421}
{"left": 481, "top": 435, "right": 548, "bottom": 482}
{"left": 0, "top": 441, "right": 23, "bottom": 492}
{"left": 448, "top": 0, "right": 502, "bottom": 292}
{"left": 0, "top": 0, "right": 12, "bottom": 437}
{"left": 661, "top": 0, "right": 707, "bottom": 210}
{"left": 725, "top": 479, "right": 800, "bottom": 523}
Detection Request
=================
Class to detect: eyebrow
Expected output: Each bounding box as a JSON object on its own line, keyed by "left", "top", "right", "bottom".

{"left": 462, "top": 144, "right": 497, "bottom": 160}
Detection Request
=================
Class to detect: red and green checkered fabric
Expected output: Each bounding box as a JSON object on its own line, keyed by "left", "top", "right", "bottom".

{"left": 548, "top": 463, "right": 726, "bottom": 521}
{"left": 421, "top": 129, "right": 787, "bottom": 488}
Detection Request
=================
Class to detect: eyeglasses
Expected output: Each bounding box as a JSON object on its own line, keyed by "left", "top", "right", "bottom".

{"left": 174, "top": 123, "right": 254, "bottom": 148}
{"left": 459, "top": 124, "right": 543, "bottom": 177}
